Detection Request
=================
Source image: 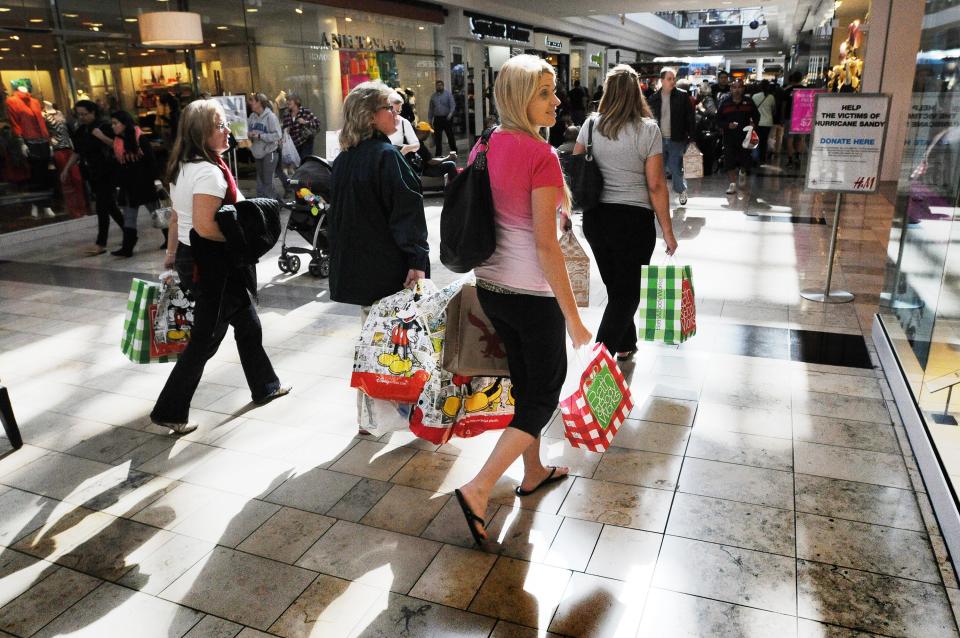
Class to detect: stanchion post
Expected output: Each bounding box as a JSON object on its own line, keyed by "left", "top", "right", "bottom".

{"left": 801, "top": 193, "right": 854, "bottom": 304}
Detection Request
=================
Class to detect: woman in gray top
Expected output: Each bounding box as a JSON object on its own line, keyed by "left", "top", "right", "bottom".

{"left": 246, "top": 93, "right": 282, "bottom": 198}
{"left": 573, "top": 64, "right": 677, "bottom": 360}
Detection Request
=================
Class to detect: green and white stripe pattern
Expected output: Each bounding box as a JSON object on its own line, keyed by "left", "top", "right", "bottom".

{"left": 120, "top": 278, "right": 168, "bottom": 364}
{"left": 638, "top": 264, "right": 697, "bottom": 345}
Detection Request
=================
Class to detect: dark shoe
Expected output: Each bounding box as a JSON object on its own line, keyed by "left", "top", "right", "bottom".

{"left": 454, "top": 489, "right": 486, "bottom": 544}
{"left": 253, "top": 385, "right": 291, "bottom": 406}
{"left": 111, "top": 228, "right": 138, "bottom": 257}
{"left": 514, "top": 466, "right": 568, "bottom": 496}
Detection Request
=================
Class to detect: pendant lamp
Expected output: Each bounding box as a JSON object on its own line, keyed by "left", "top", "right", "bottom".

{"left": 139, "top": 11, "right": 203, "bottom": 47}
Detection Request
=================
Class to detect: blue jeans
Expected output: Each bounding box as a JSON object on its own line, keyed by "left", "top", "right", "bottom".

{"left": 662, "top": 139, "right": 688, "bottom": 195}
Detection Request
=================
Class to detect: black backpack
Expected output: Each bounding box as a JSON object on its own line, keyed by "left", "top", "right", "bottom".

{"left": 439, "top": 127, "right": 496, "bottom": 273}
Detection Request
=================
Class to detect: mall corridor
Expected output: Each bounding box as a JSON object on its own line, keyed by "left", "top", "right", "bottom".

{"left": 0, "top": 169, "right": 956, "bottom": 637}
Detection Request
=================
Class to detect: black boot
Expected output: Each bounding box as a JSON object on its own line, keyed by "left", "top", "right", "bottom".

{"left": 159, "top": 227, "right": 169, "bottom": 251}
{"left": 112, "top": 228, "right": 138, "bottom": 257}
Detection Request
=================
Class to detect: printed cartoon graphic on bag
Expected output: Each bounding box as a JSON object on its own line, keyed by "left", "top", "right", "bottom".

{"left": 351, "top": 281, "right": 438, "bottom": 403}
{"left": 559, "top": 344, "right": 632, "bottom": 452}
{"left": 638, "top": 264, "right": 697, "bottom": 345}
{"left": 408, "top": 276, "right": 515, "bottom": 444}
{"left": 121, "top": 276, "right": 193, "bottom": 364}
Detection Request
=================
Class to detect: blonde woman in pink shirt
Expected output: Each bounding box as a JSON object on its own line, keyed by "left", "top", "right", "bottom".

{"left": 454, "top": 55, "right": 592, "bottom": 544}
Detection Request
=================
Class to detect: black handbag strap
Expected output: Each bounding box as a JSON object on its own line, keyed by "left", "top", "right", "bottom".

{"left": 586, "top": 118, "right": 595, "bottom": 161}
{"left": 471, "top": 126, "right": 497, "bottom": 170}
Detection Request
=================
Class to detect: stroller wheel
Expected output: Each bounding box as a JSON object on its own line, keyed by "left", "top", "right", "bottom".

{"left": 278, "top": 256, "right": 290, "bottom": 273}
{"left": 287, "top": 255, "right": 301, "bottom": 274}
{"left": 309, "top": 257, "right": 331, "bottom": 278}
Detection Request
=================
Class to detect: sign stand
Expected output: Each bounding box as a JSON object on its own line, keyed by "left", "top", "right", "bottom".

{"left": 926, "top": 371, "right": 960, "bottom": 426}
{"left": 802, "top": 92, "right": 890, "bottom": 305}
{"left": 801, "top": 193, "right": 853, "bottom": 303}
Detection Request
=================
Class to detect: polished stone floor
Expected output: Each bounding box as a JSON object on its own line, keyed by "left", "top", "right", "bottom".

{"left": 0, "top": 166, "right": 957, "bottom": 637}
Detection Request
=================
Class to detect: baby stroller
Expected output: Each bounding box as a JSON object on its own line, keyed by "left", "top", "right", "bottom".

{"left": 278, "top": 155, "right": 332, "bottom": 278}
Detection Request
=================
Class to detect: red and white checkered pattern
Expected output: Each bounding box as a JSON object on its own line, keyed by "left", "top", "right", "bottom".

{"left": 559, "top": 344, "right": 633, "bottom": 453}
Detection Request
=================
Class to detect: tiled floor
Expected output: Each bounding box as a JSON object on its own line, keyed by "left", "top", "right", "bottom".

{"left": 0, "top": 168, "right": 958, "bottom": 637}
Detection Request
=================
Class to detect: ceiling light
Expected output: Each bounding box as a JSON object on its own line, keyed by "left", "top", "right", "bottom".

{"left": 147, "top": 48, "right": 155, "bottom": 52}
{"left": 141, "top": 52, "right": 148, "bottom": 56}
{"left": 0, "top": 8, "right": 10, "bottom": 13}
{"left": 29, "top": 18, "right": 44, "bottom": 23}
{"left": 210, "top": 42, "right": 216, "bottom": 47}
{"left": 10, "top": 35, "right": 20, "bottom": 40}
{"left": 31, "top": 44, "right": 42, "bottom": 48}
{"left": 246, "top": 7, "right": 257, "bottom": 12}
{"left": 139, "top": 12, "right": 204, "bottom": 46}
{"left": 124, "top": 18, "right": 138, "bottom": 23}
{"left": 216, "top": 25, "right": 228, "bottom": 30}
{"left": 117, "top": 51, "right": 124, "bottom": 55}
{"left": 62, "top": 13, "right": 78, "bottom": 18}
{"left": 0, "top": 48, "right": 9, "bottom": 52}
{"left": 91, "top": 26, "right": 99, "bottom": 31}
{"left": 295, "top": 7, "right": 303, "bottom": 14}
{"left": 344, "top": 17, "right": 353, "bottom": 22}
{"left": 418, "top": 26, "right": 424, "bottom": 30}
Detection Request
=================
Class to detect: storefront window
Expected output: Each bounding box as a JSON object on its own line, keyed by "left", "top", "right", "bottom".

{"left": 879, "top": 2, "right": 960, "bottom": 485}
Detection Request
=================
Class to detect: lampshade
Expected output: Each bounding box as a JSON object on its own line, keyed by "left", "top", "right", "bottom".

{"left": 139, "top": 11, "right": 203, "bottom": 47}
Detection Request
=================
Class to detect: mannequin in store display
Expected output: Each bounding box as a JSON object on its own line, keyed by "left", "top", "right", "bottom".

{"left": 5, "top": 85, "right": 55, "bottom": 218}
{"left": 44, "top": 101, "right": 88, "bottom": 218}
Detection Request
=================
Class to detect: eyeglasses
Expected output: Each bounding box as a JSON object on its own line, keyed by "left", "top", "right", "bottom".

{"left": 214, "top": 121, "right": 228, "bottom": 131}
{"left": 378, "top": 105, "right": 397, "bottom": 113}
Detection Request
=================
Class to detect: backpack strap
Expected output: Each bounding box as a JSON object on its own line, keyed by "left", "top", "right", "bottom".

{"left": 586, "top": 117, "right": 596, "bottom": 162}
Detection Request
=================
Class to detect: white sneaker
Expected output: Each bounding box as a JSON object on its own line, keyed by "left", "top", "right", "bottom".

{"left": 726, "top": 182, "right": 736, "bottom": 194}
{"left": 42, "top": 207, "right": 56, "bottom": 218}
{"left": 678, "top": 191, "right": 688, "bottom": 206}
{"left": 738, "top": 170, "right": 747, "bottom": 186}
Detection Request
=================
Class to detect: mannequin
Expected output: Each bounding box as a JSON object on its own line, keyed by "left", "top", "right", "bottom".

{"left": 5, "top": 84, "right": 55, "bottom": 218}
{"left": 44, "top": 101, "right": 88, "bottom": 217}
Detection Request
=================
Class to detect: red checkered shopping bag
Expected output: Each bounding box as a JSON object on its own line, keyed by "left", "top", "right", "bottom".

{"left": 559, "top": 344, "right": 633, "bottom": 452}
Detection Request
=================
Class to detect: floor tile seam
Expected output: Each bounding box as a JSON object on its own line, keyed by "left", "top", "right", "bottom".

{"left": 0, "top": 557, "right": 73, "bottom": 632}
{"left": 793, "top": 507, "right": 929, "bottom": 535}
{"left": 648, "top": 581, "right": 799, "bottom": 619}
{"left": 694, "top": 427, "right": 903, "bottom": 458}
{"left": 23, "top": 578, "right": 114, "bottom": 638}
{"left": 793, "top": 616, "right": 910, "bottom": 638}
{"left": 791, "top": 408, "right": 893, "bottom": 427}
{"left": 796, "top": 555, "right": 951, "bottom": 589}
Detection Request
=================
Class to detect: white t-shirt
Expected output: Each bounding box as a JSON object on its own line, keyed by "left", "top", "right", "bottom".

{"left": 387, "top": 117, "right": 418, "bottom": 150}
{"left": 753, "top": 92, "right": 776, "bottom": 127}
{"left": 171, "top": 160, "right": 244, "bottom": 245}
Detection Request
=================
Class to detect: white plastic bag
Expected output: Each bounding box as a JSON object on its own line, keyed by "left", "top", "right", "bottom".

{"left": 682, "top": 144, "right": 704, "bottom": 179}
{"left": 281, "top": 130, "right": 300, "bottom": 167}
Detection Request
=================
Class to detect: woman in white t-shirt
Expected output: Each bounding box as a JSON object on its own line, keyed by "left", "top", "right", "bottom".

{"left": 752, "top": 80, "right": 777, "bottom": 164}
{"left": 386, "top": 91, "right": 420, "bottom": 166}
{"left": 151, "top": 99, "right": 288, "bottom": 434}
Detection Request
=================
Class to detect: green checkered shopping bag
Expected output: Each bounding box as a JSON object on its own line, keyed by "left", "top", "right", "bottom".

{"left": 639, "top": 265, "right": 696, "bottom": 345}
{"left": 120, "top": 278, "right": 189, "bottom": 363}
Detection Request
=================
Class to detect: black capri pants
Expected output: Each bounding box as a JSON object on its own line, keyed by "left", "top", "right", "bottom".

{"left": 476, "top": 286, "right": 566, "bottom": 438}
{"left": 723, "top": 131, "right": 752, "bottom": 172}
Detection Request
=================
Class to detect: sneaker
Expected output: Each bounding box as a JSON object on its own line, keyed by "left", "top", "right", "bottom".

{"left": 726, "top": 182, "right": 736, "bottom": 194}
{"left": 151, "top": 418, "right": 199, "bottom": 435}
{"left": 738, "top": 170, "right": 747, "bottom": 186}
{"left": 678, "top": 191, "right": 688, "bottom": 206}
{"left": 253, "top": 385, "right": 292, "bottom": 406}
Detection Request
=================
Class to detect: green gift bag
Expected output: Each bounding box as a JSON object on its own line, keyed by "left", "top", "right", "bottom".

{"left": 120, "top": 278, "right": 187, "bottom": 364}
{"left": 638, "top": 264, "right": 697, "bottom": 345}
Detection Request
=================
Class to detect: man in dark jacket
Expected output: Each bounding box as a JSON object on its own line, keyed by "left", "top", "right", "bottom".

{"left": 717, "top": 78, "right": 760, "bottom": 194}
{"left": 648, "top": 67, "right": 696, "bottom": 206}
{"left": 328, "top": 131, "right": 429, "bottom": 307}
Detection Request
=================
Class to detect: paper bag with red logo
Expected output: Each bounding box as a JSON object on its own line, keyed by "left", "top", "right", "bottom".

{"left": 559, "top": 344, "right": 632, "bottom": 452}
{"left": 638, "top": 264, "right": 696, "bottom": 345}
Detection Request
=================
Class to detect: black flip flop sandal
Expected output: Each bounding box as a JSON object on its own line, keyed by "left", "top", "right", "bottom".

{"left": 514, "top": 466, "right": 568, "bottom": 497}
{"left": 454, "top": 489, "right": 486, "bottom": 545}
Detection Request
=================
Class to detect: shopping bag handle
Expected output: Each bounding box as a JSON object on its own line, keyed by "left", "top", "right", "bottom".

{"left": 159, "top": 270, "right": 178, "bottom": 284}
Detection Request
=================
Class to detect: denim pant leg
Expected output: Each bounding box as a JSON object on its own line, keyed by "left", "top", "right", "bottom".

{"left": 122, "top": 206, "right": 139, "bottom": 230}
{"left": 664, "top": 140, "right": 688, "bottom": 194}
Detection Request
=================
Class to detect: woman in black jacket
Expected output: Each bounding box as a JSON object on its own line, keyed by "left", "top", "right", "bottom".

{"left": 110, "top": 110, "right": 163, "bottom": 256}
{"left": 328, "top": 81, "right": 429, "bottom": 433}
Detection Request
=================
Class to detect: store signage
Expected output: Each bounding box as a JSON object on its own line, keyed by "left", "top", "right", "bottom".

{"left": 790, "top": 88, "right": 825, "bottom": 134}
{"left": 316, "top": 31, "right": 405, "bottom": 53}
{"left": 590, "top": 52, "right": 603, "bottom": 67}
{"left": 806, "top": 93, "right": 890, "bottom": 193}
{"left": 545, "top": 36, "right": 563, "bottom": 51}
{"left": 469, "top": 17, "right": 531, "bottom": 44}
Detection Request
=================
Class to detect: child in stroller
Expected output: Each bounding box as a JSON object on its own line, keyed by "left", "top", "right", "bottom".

{"left": 278, "top": 155, "right": 332, "bottom": 277}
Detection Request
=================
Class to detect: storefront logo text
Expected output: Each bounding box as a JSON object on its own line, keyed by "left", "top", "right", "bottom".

{"left": 316, "top": 32, "right": 405, "bottom": 53}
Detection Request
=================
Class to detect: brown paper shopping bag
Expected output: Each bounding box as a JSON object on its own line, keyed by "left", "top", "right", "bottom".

{"left": 560, "top": 229, "right": 590, "bottom": 307}
{"left": 442, "top": 284, "right": 510, "bottom": 377}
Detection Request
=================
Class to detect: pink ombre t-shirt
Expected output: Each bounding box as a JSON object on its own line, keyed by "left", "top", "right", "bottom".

{"left": 470, "top": 129, "right": 565, "bottom": 294}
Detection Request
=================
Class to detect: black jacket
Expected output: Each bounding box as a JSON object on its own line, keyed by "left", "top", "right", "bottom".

{"left": 116, "top": 136, "right": 160, "bottom": 207}
{"left": 717, "top": 94, "right": 761, "bottom": 135}
{"left": 215, "top": 198, "right": 281, "bottom": 267}
{"left": 648, "top": 89, "right": 696, "bottom": 142}
{"left": 328, "top": 134, "right": 430, "bottom": 306}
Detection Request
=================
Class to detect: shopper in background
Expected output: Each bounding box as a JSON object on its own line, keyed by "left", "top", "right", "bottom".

{"left": 712, "top": 70, "right": 732, "bottom": 98}
{"left": 327, "top": 81, "right": 429, "bottom": 434}
{"left": 386, "top": 91, "right": 420, "bottom": 162}
{"left": 109, "top": 110, "right": 161, "bottom": 257}
{"left": 781, "top": 71, "right": 808, "bottom": 168}
{"left": 568, "top": 80, "right": 588, "bottom": 125}
{"left": 717, "top": 78, "right": 760, "bottom": 194}
{"left": 246, "top": 92, "right": 282, "bottom": 198}
{"left": 752, "top": 79, "right": 777, "bottom": 165}
{"left": 152, "top": 99, "right": 289, "bottom": 434}
{"left": 647, "top": 67, "right": 696, "bottom": 206}
{"left": 428, "top": 80, "right": 458, "bottom": 156}
{"left": 63, "top": 100, "right": 121, "bottom": 255}
{"left": 281, "top": 93, "right": 321, "bottom": 162}
{"left": 454, "top": 55, "right": 592, "bottom": 544}
{"left": 400, "top": 87, "right": 417, "bottom": 123}
{"left": 413, "top": 121, "right": 458, "bottom": 188}
{"left": 574, "top": 64, "right": 677, "bottom": 360}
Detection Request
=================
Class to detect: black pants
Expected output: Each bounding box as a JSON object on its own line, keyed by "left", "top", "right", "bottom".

{"left": 151, "top": 242, "right": 280, "bottom": 424}
{"left": 432, "top": 115, "right": 457, "bottom": 156}
{"left": 296, "top": 137, "right": 315, "bottom": 162}
{"left": 476, "top": 287, "right": 566, "bottom": 438}
{"left": 26, "top": 156, "right": 54, "bottom": 208}
{"left": 422, "top": 160, "right": 457, "bottom": 181}
{"left": 582, "top": 203, "right": 657, "bottom": 354}
{"left": 723, "top": 132, "right": 752, "bottom": 172}
{"left": 92, "top": 179, "right": 123, "bottom": 247}
{"left": 756, "top": 126, "right": 771, "bottom": 164}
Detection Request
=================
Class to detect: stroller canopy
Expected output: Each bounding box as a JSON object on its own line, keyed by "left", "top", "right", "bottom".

{"left": 291, "top": 156, "right": 333, "bottom": 200}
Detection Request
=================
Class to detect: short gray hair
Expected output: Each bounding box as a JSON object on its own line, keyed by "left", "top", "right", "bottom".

{"left": 388, "top": 91, "right": 404, "bottom": 105}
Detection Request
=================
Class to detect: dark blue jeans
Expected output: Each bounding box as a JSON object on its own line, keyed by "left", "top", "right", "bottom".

{"left": 662, "top": 139, "right": 688, "bottom": 195}
{"left": 151, "top": 242, "right": 280, "bottom": 423}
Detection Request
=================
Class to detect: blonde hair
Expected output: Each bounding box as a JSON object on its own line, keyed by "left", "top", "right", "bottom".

{"left": 249, "top": 92, "right": 274, "bottom": 113}
{"left": 165, "top": 99, "right": 226, "bottom": 185}
{"left": 596, "top": 64, "right": 653, "bottom": 141}
{"left": 494, "top": 54, "right": 572, "bottom": 212}
{"left": 340, "top": 81, "right": 393, "bottom": 150}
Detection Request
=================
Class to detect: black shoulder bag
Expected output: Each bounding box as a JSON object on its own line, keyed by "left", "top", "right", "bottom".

{"left": 562, "top": 117, "right": 604, "bottom": 212}
{"left": 439, "top": 126, "right": 496, "bottom": 273}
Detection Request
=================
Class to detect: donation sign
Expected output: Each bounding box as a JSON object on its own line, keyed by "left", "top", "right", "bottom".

{"left": 806, "top": 93, "right": 890, "bottom": 193}
{"left": 789, "top": 88, "right": 824, "bottom": 134}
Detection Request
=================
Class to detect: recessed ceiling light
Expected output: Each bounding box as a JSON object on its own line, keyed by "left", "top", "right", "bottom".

{"left": 29, "top": 18, "right": 44, "bottom": 23}
{"left": 147, "top": 48, "right": 155, "bottom": 52}
{"left": 31, "top": 44, "right": 42, "bottom": 48}
{"left": 246, "top": 8, "right": 257, "bottom": 12}
{"left": 210, "top": 43, "right": 216, "bottom": 47}
{"left": 117, "top": 51, "right": 124, "bottom": 55}
{"left": 62, "top": 13, "right": 78, "bottom": 18}
{"left": 216, "top": 25, "right": 228, "bottom": 30}
{"left": 0, "top": 48, "right": 9, "bottom": 52}
{"left": 418, "top": 26, "right": 424, "bottom": 30}
{"left": 10, "top": 35, "right": 19, "bottom": 40}
{"left": 295, "top": 7, "right": 303, "bottom": 14}
{"left": 344, "top": 17, "right": 353, "bottom": 22}
{"left": 141, "top": 52, "right": 148, "bottom": 56}
{"left": 0, "top": 8, "right": 10, "bottom": 12}
{"left": 124, "top": 18, "right": 137, "bottom": 23}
